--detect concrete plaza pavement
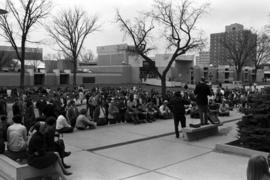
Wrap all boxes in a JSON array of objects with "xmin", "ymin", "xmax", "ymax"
[{"xmin": 62, "ymin": 110, "xmax": 248, "ymax": 180}]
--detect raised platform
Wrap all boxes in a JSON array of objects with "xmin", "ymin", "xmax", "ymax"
[
  {"xmin": 0, "ymin": 155, "xmax": 59, "ymax": 180},
  {"xmin": 182, "ymin": 123, "xmax": 223, "ymax": 141}
]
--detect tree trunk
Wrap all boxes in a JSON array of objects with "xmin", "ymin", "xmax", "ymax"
[
  {"xmin": 161, "ymin": 75, "xmax": 166, "ymax": 98},
  {"xmin": 236, "ymin": 69, "xmax": 241, "ymax": 81},
  {"xmin": 20, "ymin": 37, "xmax": 26, "ymax": 90},
  {"xmin": 254, "ymin": 68, "xmax": 258, "ymax": 82},
  {"xmin": 20, "ymin": 60, "xmax": 25, "ymax": 90},
  {"xmin": 73, "ymin": 59, "xmax": 77, "ymax": 87}
]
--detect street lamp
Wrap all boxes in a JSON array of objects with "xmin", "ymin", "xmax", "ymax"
[{"xmin": 0, "ymin": 9, "xmax": 8, "ymax": 15}]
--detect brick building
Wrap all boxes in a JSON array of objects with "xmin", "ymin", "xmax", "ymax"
[
  {"xmin": 196, "ymin": 51, "xmax": 210, "ymax": 68},
  {"xmin": 210, "ymin": 23, "xmax": 257, "ymax": 67}
]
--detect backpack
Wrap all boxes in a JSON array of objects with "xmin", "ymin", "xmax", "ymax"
[{"xmin": 208, "ymin": 113, "xmax": 220, "ymax": 124}]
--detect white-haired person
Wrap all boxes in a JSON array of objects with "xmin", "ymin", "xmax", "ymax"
[{"xmin": 159, "ymin": 100, "xmax": 171, "ymax": 119}]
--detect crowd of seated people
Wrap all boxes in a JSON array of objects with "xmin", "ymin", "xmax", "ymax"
[
  {"xmin": 0, "ymin": 84, "xmax": 262, "ymax": 132},
  {"xmin": 0, "ymin": 84, "xmax": 261, "ymax": 141},
  {"xmin": 0, "ymin": 84, "xmax": 260, "ymax": 136},
  {"xmin": 0, "ymin": 84, "xmax": 263, "ymax": 179},
  {"xmin": 0, "ymin": 86, "xmax": 181, "ymax": 136}
]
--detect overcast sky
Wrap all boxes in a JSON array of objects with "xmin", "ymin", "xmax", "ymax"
[{"xmin": 1, "ymin": 0, "xmax": 270, "ymax": 57}]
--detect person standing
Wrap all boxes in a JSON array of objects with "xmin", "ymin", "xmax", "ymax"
[
  {"xmin": 0, "ymin": 96, "xmax": 7, "ymax": 118},
  {"xmin": 194, "ymin": 77, "xmax": 212, "ymax": 125},
  {"xmin": 108, "ymin": 98, "xmax": 119, "ymax": 124},
  {"xmin": 169, "ymin": 91, "xmax": 189, "ymax": 138},
  {"xmin": 36, "ymin": 95, "xmax": 47, "ymax": 117},
  {"xmin": 66, "ymin": 100, "xmax": 78, "ymax": 128},
  {"xmin": 24, "ymin": 99, "xmax": 36, "ymax": 132},
  {"xmin": 12, "ymin": 98, "xmax": 24, "ymax": 117}
]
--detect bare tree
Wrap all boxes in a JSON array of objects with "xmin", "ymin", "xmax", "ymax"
[
  {"xmin": 80, "ymin": 49, "xmax": 95, "ymax": 63},
  {"xmin": 117, "ymin": 0, "xmax": 208, "ymax": 97},
  {"xmin": 29, "ymin": 60, "xmax": 43, "ymax": 72},
  {"xmin": 0, "ymin": 0, "xmax": 52, "ymax": 89},
  {"xmin": 47, "ymin": 8, "xmax": 99, "ymax": 86},
  {"xmin": 221, "ymin": 30, "xmax": 257, "ymax": 81},
  {"xmin": 29, "ymin": 47, "xmax": 43, "ymax": 72},
  {"xmin": 254, "ymin": 33, "xmax": 270, "ymax": 79}
]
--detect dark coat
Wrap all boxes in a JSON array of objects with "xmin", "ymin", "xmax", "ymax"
[
  {"xmin": 194, "ymin": 82, "xmax": 212, "ymax": 106},
  {"xmin": 36, "ymin": 100, "xmax": 47, "ymax": 112},
  {"xmin": 43, "ymin": 104, "xmax": 57, "ymax": 118},
  {"xmin": 24, "ymin": 105, "xmax": 36, "ymax": 130},
  {"xmin": 28, "ymin": 132, "xmax": 58, "ymax": 169},
  {"xmin": 168, "ymin": 96, "xmax": 189, "ymax": 118},
  {"xmin": 0, "ymin": 99, "xmax": 7, "ymax": 115},
  {"xmin": 12, "ymin": 101, "xmax": 23, "ymax": 116},
  {"xmin": 43, "ymin": 124, "xmax": 56, "ymax": 151}
]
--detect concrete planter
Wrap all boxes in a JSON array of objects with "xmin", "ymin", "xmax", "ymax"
[
  {"xmin": 0, "ymin": 155, "xmax": 59, "ymax": 180},
  {"xmin": 215, "ymin": 141, "xmax": 269, "ymax": 158}
]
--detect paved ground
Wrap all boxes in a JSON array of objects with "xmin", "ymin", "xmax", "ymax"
[{"xmin": 60, "ymin": 110, "xmax": 248, "ymax": 180}]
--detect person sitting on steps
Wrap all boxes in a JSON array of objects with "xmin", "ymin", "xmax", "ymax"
[
  {"xmin": 43, "ymin": 117, "xmax": 71, "ymax": 169},
  {"xmin": 27, "ymin": 121, "xmax": 71, "ymax": 179},
  {"xmin": 7, "ymin": 115, "xmax": 27, "ymax": 153}
]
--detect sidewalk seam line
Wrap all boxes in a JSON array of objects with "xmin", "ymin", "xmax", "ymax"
[
  {"xmin": 87, "ymin": 132, "xmax": 175, "ymax": 152},
  {"xmin": 152, "ymin": 151, "xmax": 212, "ymax": 171},
  {"xmin": 119, "ymin": 170, "xmax": 182, "ymax": 180},
  {"xmin": 90, "ymin": 151, "xmax": 150, "ymax": 171}
]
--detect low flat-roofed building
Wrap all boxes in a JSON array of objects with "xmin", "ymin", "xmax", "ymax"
[{"xmin": 0, "ymin": 46, "xmax": 43, "ymax": 60}]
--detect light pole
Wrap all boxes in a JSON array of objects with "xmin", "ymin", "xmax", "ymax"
[{"xmin": 0, "ymin": 9, "xmax": 8, "ymax": 15}]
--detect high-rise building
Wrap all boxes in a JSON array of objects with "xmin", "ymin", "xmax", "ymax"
[
  {"xmin": 196, "ymin": 51, "xmax": 210, "ymax": 67},
  {"xmin": 210, "ymin": 23, "xmax": 256, "ymax": 67}
]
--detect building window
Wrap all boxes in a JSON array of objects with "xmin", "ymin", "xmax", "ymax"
[
  {"xmin": 83, "ymin": 77, "xmax": 95, "ymax": 84},
  {"xmin": 225, "ymin": 72, "xmax": 229, "ymax": 79},
  {"xmin": 34, "ymin": 74, "xmax": 45, "ymax": 85},
  {"xmin": 60, "ymin": 74, "xmax": 69, "ymax": 85}
]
